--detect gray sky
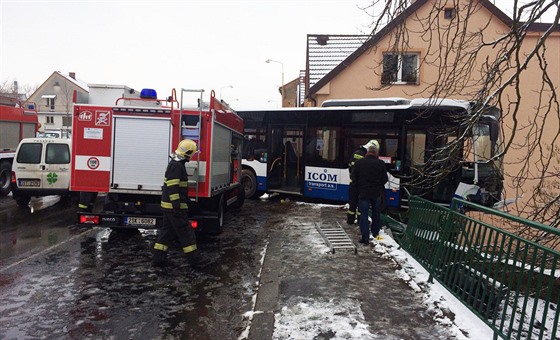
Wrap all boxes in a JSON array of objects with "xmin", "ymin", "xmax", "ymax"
[
  {"xmin": 1, "ymin": 0, "xmax": 374, "ymax": 109},
  {"xmin": 1, "ymin": 0, "xmax": 556, "ymax": 109}
]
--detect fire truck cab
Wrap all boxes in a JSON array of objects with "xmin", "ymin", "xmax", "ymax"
[
  {"xmin": 71, "ymin": 85, "xmax": 244, "ymax": 234},
  {"xmin": 0, "ymin": 98, "xmax": 39, "ymax": 196}
]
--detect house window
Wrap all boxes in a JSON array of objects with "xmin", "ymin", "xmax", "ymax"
[
  {"xmin": 41, "ymin": 94, "xmax": 56, "ymax": 110},
  {"xmin": 382, "ymin": 53, "xmax": 419, "ymax": 84},
  {"xmin": 47, "ymin": 98, "xmax": 55, "ymax": 110},
  {"xmin": 46, "ymin": 116, "xmax": 54, "ymax": 124},
  {"xmin": 444, "ymin": 8, "xmax": 456, "ymax": 20},
  {"xmin": 62, "ymin": 116, "xmax": 72, "ymax": 127}
]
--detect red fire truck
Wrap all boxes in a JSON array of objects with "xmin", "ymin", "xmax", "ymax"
[
  {"xmin": 71, "ymin": 86, "xmax": 244, "ymax": 234},
  {"xmin": 0, "ymin": 97, "xmax": 39, "ymax": 196}
]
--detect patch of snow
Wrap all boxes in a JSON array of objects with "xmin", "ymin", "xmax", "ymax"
[{"xmin": 273, "ymin": 297, "xmax": 375, "ymax": 340}]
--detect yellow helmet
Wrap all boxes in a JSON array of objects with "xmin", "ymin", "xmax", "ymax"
[
  {"xmin": 362, "ymin": 139, "xmax": 379, "ymax": 151},
  {"xmin": 175, "ymin": 139, "xmax": 198, "ymax": 160}
]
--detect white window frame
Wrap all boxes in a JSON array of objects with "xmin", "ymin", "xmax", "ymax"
[
  {"xmin": 47, "ymin": 97, "xmax": 55, "ymax": 110},
  {"xmin": 381, "ymin": 52, "xmax": 420, "ymax": 85},
  {"xmin": 41, "ymin": 94, "xmax": 56, "ymax": 111}
]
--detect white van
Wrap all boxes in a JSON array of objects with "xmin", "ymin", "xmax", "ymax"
[{"xmin": 11, "ymin": 138, "xmax": 72, "ymax": 206}]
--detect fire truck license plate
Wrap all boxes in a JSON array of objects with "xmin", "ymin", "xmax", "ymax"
[
  {"xmin": 19, "ymin": 179, "xmax": 40, "ymax": 187},
  {"xmin": 125, "ymin": 217, "xmax": 156, "ymax": 226}
]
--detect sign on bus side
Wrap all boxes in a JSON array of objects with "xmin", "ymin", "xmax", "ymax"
[{"xmin": 306, "ymin": 167, "xmax": 339, "ymax": 190}]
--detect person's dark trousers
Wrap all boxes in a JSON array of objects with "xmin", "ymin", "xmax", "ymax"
[
  {"xmin": 358, "ymin": 196, "xmax": 381, "ymax": 242},
  {"xmin": 370, "ymin": 196, "xmax": 382, "ymax": 237},
  {"xmin": 78, "ymin": 191, "xmax": 98, "ymax": 212},
  {"xmin": 153, "ymin": 211, "xmax": 197, "ymax": 266},
  {"xmin": 347, "ymin": 183, "xmax": 359, "ymax": 224}
]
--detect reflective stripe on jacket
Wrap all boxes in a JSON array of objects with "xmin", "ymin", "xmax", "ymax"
[
  {"xmin": 348, "ymin": 147, "xmax": 367, "ymax": 181},
  {"xmin": 161, "ymin": 159, "xmax": 189, "ymax": 212}
]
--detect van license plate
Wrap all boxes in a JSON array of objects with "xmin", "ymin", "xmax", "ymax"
[
  {"xmin": 19, "ymin": 179, "xmax": 40, "ymax": 187},
  {"xmin": 125, "ymin": 217, "xmax": 156, "ymax": 226}
]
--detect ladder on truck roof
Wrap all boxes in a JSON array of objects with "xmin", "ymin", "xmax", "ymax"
[{"xmin": 180, "ymin": 88, "xmax": 204, "ymax": 202}]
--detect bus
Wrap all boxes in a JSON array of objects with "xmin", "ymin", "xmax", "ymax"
[{"xmin": 238, "ymin": 98, "xmax": 503, "ymax": 214}]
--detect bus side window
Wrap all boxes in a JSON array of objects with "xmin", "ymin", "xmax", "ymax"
[
  {"xmin": 305, "ymin": 138, "xmax": 320, "ymax": 161},
  {"xmin": 406, "ymin": 131, "xmax": 426, "ymax": 174},
  {"xmin": 305, "ymin": 127, "xmax": 339, "ymax": 163},
  {"xmin": 386, "ymin": 139, "xmax": 398, "ymax": 158},
  {"xmin": 244, "ymin": 137, "xmax": 267, "ymax": 161}
]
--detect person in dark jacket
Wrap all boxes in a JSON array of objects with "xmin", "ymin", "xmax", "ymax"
[
  {"xmin": 351, "ymin": 142, "xmax": 388, "ymax": 244},
  {"xmin": 153, "ymin": 139, "xmax": 204, "ymax": 268},
  {"xmin": 346, "ymin": 140, "xmax": 377, "ymax": 224}
]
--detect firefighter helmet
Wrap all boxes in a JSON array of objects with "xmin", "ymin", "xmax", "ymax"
[
  {"xmin": 175, "ymin": 139, "xmax": 198, "ymax": 160},
  {"xmin": 362, "ymin": 139, "xmax": 379, "ymax": 151}
]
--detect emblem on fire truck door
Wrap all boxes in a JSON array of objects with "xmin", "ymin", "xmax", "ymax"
[
  {"xmin": 95, "ymin": 111, "xmax": 111, "ymax": 126},
  {"xmin": 78, "ymin": 111, "xmax": 93, "ymax": 121}
]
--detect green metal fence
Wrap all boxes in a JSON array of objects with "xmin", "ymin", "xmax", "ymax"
[{"xmin": 400, "ymin": 195, "xmax": 560, "ymax": 340}]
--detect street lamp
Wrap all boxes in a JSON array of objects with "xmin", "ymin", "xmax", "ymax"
[
  {"xmin": 266, "ymin": 59, "xmax": 285, "ymax": 101},
  {"xmin": 220, "ymin": 85, "xmax": 233, "ymax": 101}
]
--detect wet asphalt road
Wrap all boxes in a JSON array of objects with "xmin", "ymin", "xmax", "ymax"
[{"xmin": 0, "ymin": 195, "xmax": 270, "ymax": 339}]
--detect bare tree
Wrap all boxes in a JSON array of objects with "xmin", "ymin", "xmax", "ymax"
[
  {"xmin": 362, "ymin": 0, "xmax": 559, "ymax": 236},
  {"xmin": 0, "ymin": 79, "xmax": 38, "ymax": 101}
]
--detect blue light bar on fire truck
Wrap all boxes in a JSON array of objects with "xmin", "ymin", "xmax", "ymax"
[{"xmin": 140, "ymin": 88, "xmax": 157, "ymax": 99}]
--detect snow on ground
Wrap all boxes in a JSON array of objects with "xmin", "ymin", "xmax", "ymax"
[
  {"xmin": 271, "ymin": 231, "xmax": 494, "ymax": 339},
  {"xmin": 378, "ymin": 234, "xmax": 495, "ymax": 339},
  {"xmin": 273, "ymin": 296, "xmax": 375, "ymax": 339},
  {"xmin": 278, "ymin": 201, "xmax": 495, "ymax": 339}
]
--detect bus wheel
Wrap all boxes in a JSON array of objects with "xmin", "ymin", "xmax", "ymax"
[
  {"xmin": 0, "ymin": 161, "xmax": 12, "ymax": 196},
  {"xmin": 242, "ymin": 169, "xmax": 257, "ymax": 199}
]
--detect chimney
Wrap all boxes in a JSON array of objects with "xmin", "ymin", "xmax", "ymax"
[{"xmin": 69, "ymin": 72, "xmax": 76, "ymax": 79}]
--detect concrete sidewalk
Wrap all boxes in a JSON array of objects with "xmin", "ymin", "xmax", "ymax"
[{"xmin": 247, "ymin": 201, "xmax": 465, "ymax": 339}]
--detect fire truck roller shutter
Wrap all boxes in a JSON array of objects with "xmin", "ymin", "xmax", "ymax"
[
  {"xmin": 211, "ymin": 124, "xmax": 233, "ymax": 191},
  {"xmin": 112, "ymin": 116, "xmax": 172, "ymax": 191}
]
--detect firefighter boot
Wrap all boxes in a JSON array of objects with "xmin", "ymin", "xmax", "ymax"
[
  {"xmin": 152, "ymin": 248, "xmax": 168, "ymax": 268},
  {"xmin": 346, "ymin": 212, "xmax": 356, "ymax": 225}
]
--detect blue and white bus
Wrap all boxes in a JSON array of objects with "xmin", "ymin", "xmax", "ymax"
[{"xmin": 238, "ymin": 98, "xmax": 502, "ymax": 212}]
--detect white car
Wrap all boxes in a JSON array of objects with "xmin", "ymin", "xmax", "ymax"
[{"xmin": 11, "ymin": 138, "xmax": 72, "ymax": 206}]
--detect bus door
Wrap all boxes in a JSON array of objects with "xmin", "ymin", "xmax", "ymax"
[
  {"xmin": 402, "ymin": 128, "xmax": 459, "ymax": 204},
  {"xmin": 429, "ymin": 128, "xmax": 460, "ymax": 203},
  {"xmin": 267, "ymin": 125, "xmax": 303, "ymax": 195},
  {"xmin": 402, "ymin": 129, "xmax": 428, "ymax": 206}
]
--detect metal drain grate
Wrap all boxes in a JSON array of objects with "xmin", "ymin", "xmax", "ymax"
[{"xmin": 316, "ymin": 221, "xmax": 357, "ymax": 254}]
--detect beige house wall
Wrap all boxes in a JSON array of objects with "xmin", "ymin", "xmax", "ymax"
[
  {"xmin": 309, "ymin": 0, "xmax": 559, "ymax": 217},
  {"xmin": 28, "ymin": 72, "xmax": 88, "ymax": 135}
]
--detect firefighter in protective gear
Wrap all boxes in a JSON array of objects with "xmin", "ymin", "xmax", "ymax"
[
  {"xmin": 152, "ymin": 139, "xmax": 205, "ymax": 268},
  {"xmin": 77, "ymin": 191, "xmax": 97, "ymax": 212},
  {"xmin": 347, "ymin": 139, "xmax": 379, "ymax": 224}
]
